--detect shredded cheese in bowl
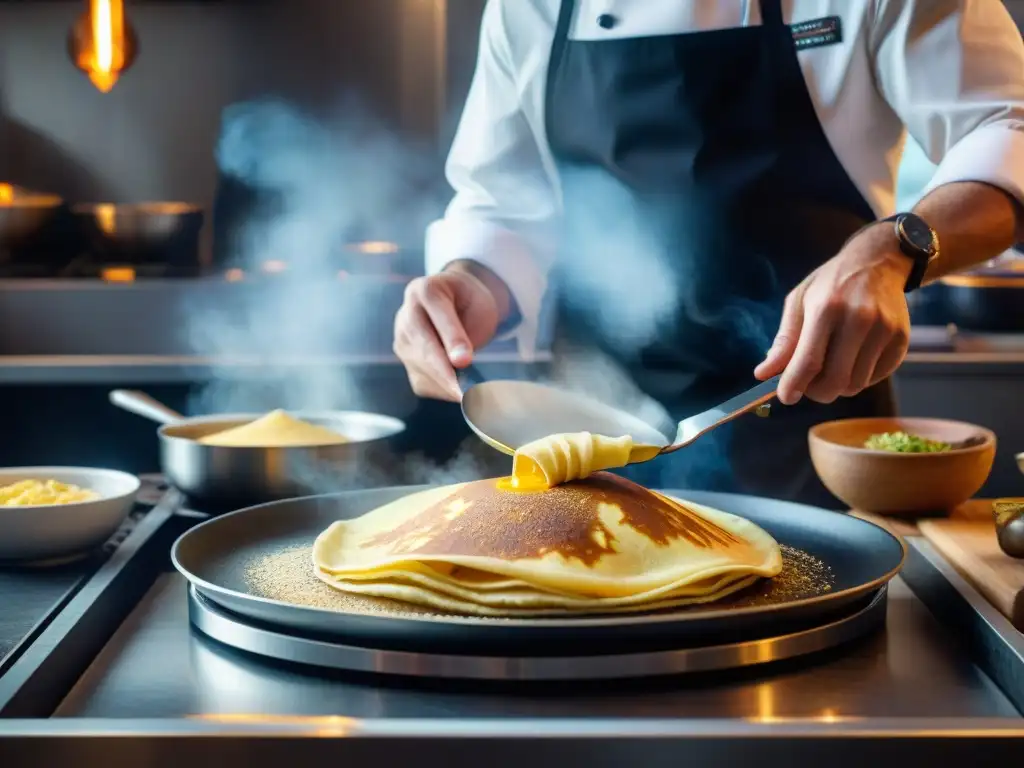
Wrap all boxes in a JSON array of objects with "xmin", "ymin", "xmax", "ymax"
[{"xmin": 0, "ymin": 479, "xmax": 100, "ymax": 507}]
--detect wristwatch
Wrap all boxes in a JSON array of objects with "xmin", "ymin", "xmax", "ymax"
[{"xmin": 881, "ymin": 212, "xmax": 939, "ymax": 293}]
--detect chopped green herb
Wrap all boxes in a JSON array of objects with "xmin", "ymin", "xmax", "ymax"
[{"xmin": 864, "ymin": 431, "xmax": 951, "ymax": 453}]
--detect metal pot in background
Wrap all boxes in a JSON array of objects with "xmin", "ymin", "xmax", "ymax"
[
  {"xmin": 341, "ymin": 240, "xmax": 425, "ymax": 278},
  {"xmin": 109, "ymin": 389, "xmax": 407, "ymax": 511},
  {"xmin": 906, "ymin": 281, "xmax": 949, "ymax": 327},
  {"xmin": 0, "ymin": 183, "xmax": 64, "ymax": 250},
  {"xmin": 927, "ymin": 247, "xmax": 1024, "ymax": 333},
  {"xmin": 72, "ymin": 202, "xmax": 204, "ymax": 270}
]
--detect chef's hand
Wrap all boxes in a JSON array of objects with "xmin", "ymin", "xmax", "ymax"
[
  {"xmin": 754, "ymin": 223, "xmax": 912, "ymax": 405},
  {"xmin": 393, "ymin": 261, "xmax": 509, "ymax": 401}
]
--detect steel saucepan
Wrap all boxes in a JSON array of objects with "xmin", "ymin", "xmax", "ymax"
[{"xmin": 110, "ymin": 390, "xmax": 406, "ymax": 510}]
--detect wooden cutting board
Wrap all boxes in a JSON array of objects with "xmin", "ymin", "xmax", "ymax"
[
  {"xmin": 850, "ymin": 499, "xmax": 993, "ymax": 539},
  {"xmin": 918, "ymin": 518, "xmax": 1024, "ymax": 630}
]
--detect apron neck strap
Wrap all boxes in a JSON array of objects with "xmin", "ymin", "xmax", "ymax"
[
  {"xmin": 759, "ymin": 0, "xmax": 784, "ymax": 27},
  {"xmin": 554, "ymin": 0, "xmax": 576, "ymax": 45}
]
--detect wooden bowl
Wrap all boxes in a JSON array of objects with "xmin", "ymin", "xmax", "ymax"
[{"xmin": 808, "ymin": 417, "xmax": 996, "ymax": 515}]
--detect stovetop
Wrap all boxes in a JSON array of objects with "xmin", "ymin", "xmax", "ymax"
[
  {"xmin": 52, "ymin": 572, "xmax": 1018, "ymax": 720},
  {"xmin": 0, "ymin": 484, "xmax": 1017, "ymax": 726}
]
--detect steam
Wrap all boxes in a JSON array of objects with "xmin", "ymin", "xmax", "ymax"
[
  {"xmin": 285, "ymin": 435, "xmax": 506, "ymax": 496},
  {"xmin": 183, "ymin": 98, "xmax": 512, "ymax": 493},
  {"xmin": 554, "ymin": 166, "xmax": 780, "ymax": 363},
  {"xmin": 182, "ymin": 97, "xmax": 783, "ymax": 498},
  {"xmin": 546, "ymin": 167, "xmax": 783, "ymax": 490},
  {"xmin": 187, "ymin": 98, "xmax": 443, "ymax": 414},
  {"xmin": 553, "ymin": 167, "xmax": 680, "ymax": 354}
]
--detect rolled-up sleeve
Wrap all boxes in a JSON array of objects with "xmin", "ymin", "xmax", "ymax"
[
  {"xmin": 870, "ymin": 0, "xmax": 1024, "ymax": 208},
  {"xmin": 425, "ymin": 0, "xmax": 559, "ymax": 357}
]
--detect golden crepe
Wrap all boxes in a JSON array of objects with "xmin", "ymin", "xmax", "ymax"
[
  {"xmin": 198, "ymin": 409, "xmax": 347, "ymax": 447},
  {"xmin": 312, "ymin": 430, "xmax": 781, "ymax": 616},
  {"xmin": 314, "ymin": 568, "xmax": 762, "ymax": 616},
  {"xmin": 314, "ymin": 472, "xmax": 782, "ymax": 615}
]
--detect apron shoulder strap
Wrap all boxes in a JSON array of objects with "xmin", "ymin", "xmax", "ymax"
[
  {"xmin": 759, "ymin": 0, "xmax": 784, "ymax": 27},
  {"xmin": 549, "ymin": 0, "xmax": 577, "ymax": 98},
  {"xmin": 554, "ymin": 0, "xmax": 576, "ymax": 42}
]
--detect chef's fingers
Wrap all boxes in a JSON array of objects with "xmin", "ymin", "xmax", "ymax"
[
  {"xmin": 408, "ymin": 278, "xmax": 474, "ymax": 367},
  {"xmin": 393, "ymin": 305, "xmax": 463, "ymax": 401},
  {"xmin": 406, "ymin": 365, "xmax": 462, "ymax": 402},
  {"xmin": 867, "ymin": 334, "xmax": 910, "ymax": 388},
  {"xmin": 777, "ymin": 297, "xmax": 839, "ymax": 405},
  {"xmin": 804, "ymin": 306, "xmax": 874, "ymax": 404},
  {"xmin": 842, "ymin": 322, "xmax": 890, "ymax": 397},
  {"xmin": 754, "ymin": 284, "xmax": 806, "ymax": 380},
  {"xmin": 405, "ymin": 348, "xmax": 463, "ymax": 401}
]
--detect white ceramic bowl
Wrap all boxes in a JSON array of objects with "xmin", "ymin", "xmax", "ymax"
[{"xmin": 0, "ymin": 467, "xmax": 141, "ymax": 563}]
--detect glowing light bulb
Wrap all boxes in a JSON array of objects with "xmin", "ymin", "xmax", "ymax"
[{"xmin": 67, "ymin": 0, "xmax": 139, "ymax": 93}]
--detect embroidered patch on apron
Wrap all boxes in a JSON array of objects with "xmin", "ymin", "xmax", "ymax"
[{"xmin": 791, "ymin": 16, "xmax": 842, "ymax": 50}]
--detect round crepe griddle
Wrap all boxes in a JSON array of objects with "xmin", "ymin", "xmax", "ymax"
[{"xmin": 171, "ymin": 486, "xmax": 905, "ymax": 654}]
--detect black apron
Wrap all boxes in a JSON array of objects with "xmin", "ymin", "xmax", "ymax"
[{"xmin": 545, "ymin": 0, "xmax": 896, "ymax": 508}]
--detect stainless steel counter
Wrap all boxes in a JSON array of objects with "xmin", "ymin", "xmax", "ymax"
[
  {"xmin": 2, "ymin": 497, "xmax": 1024, "ymax": 767},
  {"xmin": 55, "ymin": 572, "xmax": 1017, "ymax": 720}
]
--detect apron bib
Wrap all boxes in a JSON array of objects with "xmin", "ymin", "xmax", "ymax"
[{"xmin": 544, "ymin": 0, "xmax": 895, "ymax": 507}]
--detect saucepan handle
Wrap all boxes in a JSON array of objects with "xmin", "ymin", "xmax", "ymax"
[
  {"xmin": 109, "ymin": 389, "xmax": 185, "ymax": 426},
  {"xmin": 458, "ymin": 363, "xmax": 487, "ymax": 393}
]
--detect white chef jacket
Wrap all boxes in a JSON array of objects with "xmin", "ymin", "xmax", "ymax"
[{"xmin": 426, "ymin": 0, "xmax": 1024, "ymax": 355}]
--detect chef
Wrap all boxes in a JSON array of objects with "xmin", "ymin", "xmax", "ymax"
[{"xmin": 393, "ymin": 0, "xmax": 1024, "ymax": 506}]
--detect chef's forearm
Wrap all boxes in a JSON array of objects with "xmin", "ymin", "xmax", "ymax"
[{"xmin": 914, "ymin": 181, "xmax": 1022, "ymax": 284}]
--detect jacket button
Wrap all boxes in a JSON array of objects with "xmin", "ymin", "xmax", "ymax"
[{"xmin": 597, "ymin": 14, "xmax": 617, "ymax": 30}]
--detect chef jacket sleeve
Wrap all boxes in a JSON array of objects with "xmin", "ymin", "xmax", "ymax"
[
  {"xmin": 424, "ymin": 0, "xmax": 559, "ymax": 357},
  {"xmin": 870, "ymin": 0, "xmax": 1024, "ymax": 210}
]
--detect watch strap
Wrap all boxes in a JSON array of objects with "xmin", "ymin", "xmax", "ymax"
[{"xmin": 882, "ymin": 213, "xmax": 932, "ymax": 293}]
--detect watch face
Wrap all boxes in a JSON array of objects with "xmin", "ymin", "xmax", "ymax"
[{"xmin": 899, "ymin": 214, "xmax": 936, "ymax": 256}]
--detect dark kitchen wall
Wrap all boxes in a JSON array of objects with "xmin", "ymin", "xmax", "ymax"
[
  {"xmin": 0, "ymin": 0, "xmax": 446, "ymax": 211},
  {"xmin": 1009, "ymin": 0, "xmax": 1024, "ymax": 27},
  {"xmin": 441, "ymin": 0, "xmax": 486, "ymax": 150}
]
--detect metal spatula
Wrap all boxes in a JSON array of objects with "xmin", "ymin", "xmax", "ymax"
[{"xmin": 461, "ymin": 373, "xmax": 781, "ymax": 462}]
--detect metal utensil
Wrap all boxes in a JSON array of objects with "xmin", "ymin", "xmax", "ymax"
[
  {"xmin": 109, "ymin": 390, "xmax": 405, "ymax": 509},
  {"xmin": 461, "ymin": 375, "xmax": 781, "ymax": 461}
]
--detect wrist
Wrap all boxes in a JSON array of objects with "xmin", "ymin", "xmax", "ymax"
[
  {"xmin": 875, "ymin": 224, "xmax": 915, "ymax": 281},
  {"xmin": 443, "ymin": 259, "xmax": 514, "ymax": 322},
  {"xmin": 844, "ymin": 221, "xmax": 913, "ymax": 280}
]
